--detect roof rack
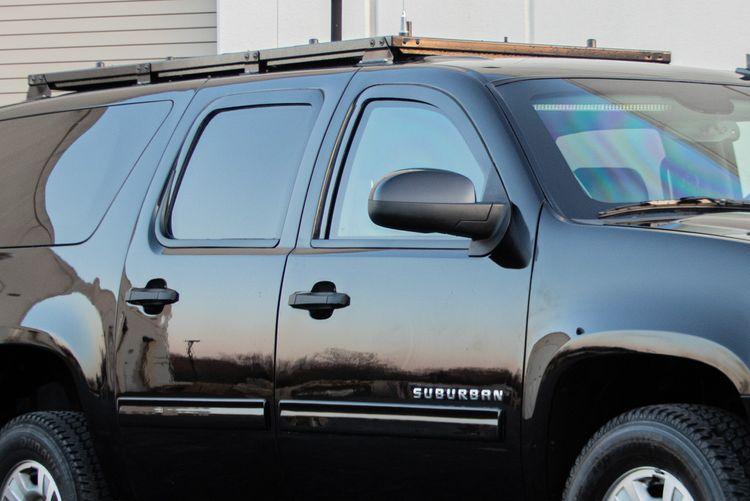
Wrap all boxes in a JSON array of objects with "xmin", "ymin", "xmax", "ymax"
[{"xmin": 26, "ymin": 36, "xmax": 671, "ymax": 100}]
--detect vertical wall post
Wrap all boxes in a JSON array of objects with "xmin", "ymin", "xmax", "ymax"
[
  {"xmin": 331, "ymin": 0, "xmax": 343, "ymax": 41},
  {"xmin": 524, "ymin": 0, "xmax": 534, "ymax": 43},
  {"xmin": 365, "ymin": 0, "xmax": 378, "ymax": 37}
]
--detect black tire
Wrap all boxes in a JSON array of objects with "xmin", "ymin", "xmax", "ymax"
[
  {"xmin": 563, "ymin": 404, "xmax": 750, "ymax": 501},
  {"xmin": 0, "ymin": 411, "xmax": 110, "ymax": 501}
]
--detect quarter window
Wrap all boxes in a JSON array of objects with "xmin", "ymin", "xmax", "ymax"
[
  {"xmin": 169, "ymin": 104, "xmax": 314, "ymax": 241},
  {"xmin": 0, "ymin": 102, "xmax": 170, "ymax": 248},
  {"xmin": 329, "ymin": 101, "xmax": 490, "ymax": 240}
]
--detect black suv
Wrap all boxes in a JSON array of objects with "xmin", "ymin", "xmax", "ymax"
[{"xmin": 2, "ymin": 36, "xmax": 750, "ymax": 501}]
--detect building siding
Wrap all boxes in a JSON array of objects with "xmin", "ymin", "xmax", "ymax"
[{"xmin": 0, "ymin": 0, "xmax": 217, "ymax": 106}]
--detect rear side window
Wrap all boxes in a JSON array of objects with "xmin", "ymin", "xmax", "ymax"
[
  {"xmin": 168, "ymin": 104, "xmax": 314, "ymax": 241},
  {"xmin": 0, "ymin": 101, "xmax": 171, "ymax": 248}
]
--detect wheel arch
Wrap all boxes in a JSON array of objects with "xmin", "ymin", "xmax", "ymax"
[
  {"xmin": 525, "ymin": 330, "xmax": 750, "ymax": 419},
  {"xmin": 523, "ymin": 330, "xmax": 750, "ymax": 500},
  {"xmin": 0, "ymin": 326, "xmax": 100, "ymax": 420}
]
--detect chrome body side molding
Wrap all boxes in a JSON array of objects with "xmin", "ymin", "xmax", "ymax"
[
  {"xmin": 278, "ymin": 400, "xmax": 503, "ymax": 440},
  {"xmin": 117, "ymin": 397, "xmax": 267, "ymax": 429}
]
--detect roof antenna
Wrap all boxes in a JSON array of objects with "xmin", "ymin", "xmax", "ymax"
[{"xmin": 399, "ymin": 1, "xmax": 411, "ymax": 36}]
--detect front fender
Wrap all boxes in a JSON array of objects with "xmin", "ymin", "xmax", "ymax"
[{"xmin": 524, "ymin": 329, "xmax": 750, "ymax": 420}]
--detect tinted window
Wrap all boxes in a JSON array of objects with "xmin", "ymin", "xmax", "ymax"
[
  {"xmin": 169, "ymin": 105, "xmax": 314, "ymax": 241},
  {"xmin": 0, "ymin": 102, "xmax": 171, "ymax": 247},
  {"xmin": 330, "ymin": 101, "xmax": 489, "ymax": 240}
]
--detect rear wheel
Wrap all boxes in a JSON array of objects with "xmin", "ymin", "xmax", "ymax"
[
  {"xmin": 0, "ymin": 412, "xmax": 109, "ymax": 501},
  {"xmin": 563, "ymin": 404, "xmax": 750, "ymax": 501}
]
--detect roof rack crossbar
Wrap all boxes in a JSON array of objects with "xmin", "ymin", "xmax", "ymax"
[{"xmin": 26, "ymin": 36, "xmax": 671, "ymax": 100}]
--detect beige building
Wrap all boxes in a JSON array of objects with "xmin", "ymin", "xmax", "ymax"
[{"xmin": 0, "ymin": 0, "xmax": 217, "ymax": 106}]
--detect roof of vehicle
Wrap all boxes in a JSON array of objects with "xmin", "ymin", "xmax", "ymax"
[
  {"xmin": 3, "ymin": 36, "xmax": 748, "ymax": 117},
  {"xmin": 439, "ymin": 56, "xmax": 748, "ymax": 86}
]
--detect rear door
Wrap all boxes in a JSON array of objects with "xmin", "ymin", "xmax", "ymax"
[
  {"xmin": 276, "ymin": 69, "xmax": 536, "ymax": 498},
  {"xmin": 115, "ymin": 73, "xmax": 351, "ymax": 499}
]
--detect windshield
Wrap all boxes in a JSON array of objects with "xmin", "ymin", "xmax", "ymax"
[{"xmin": 497, "ymin": 78, "xmax": 750, "ymax": 218}]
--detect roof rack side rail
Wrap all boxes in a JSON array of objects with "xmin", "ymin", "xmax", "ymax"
[
  {"xmin": 390, "ymin": 36, "xmax": 670, "ymax": 64},
  {"xmin": 26, "ymin": 37, "xmax": 394, "ymax": 99},
  {"xmin": 27, "ymin": 36, "xmax": 671, "ymax": 100}
]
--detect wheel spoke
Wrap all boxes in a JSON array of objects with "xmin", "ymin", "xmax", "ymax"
[
  {"xmin": 623, "ymin": 481, "xmax": 646, "ymax": 501},
  {"xmin": 613, "ymin": 484, "xmax": 633, "ymax": 501},
  {"xmin": 17, "ymin": 470, "xmax": 37, "ymax": 494},
  {"xmin": 662, "ymin": 474, "xmax": 677, "ymax": 501},
  {"xmin": 42, "ymin": 472, "xmax": 51, "ymax": 501},
  {"xmin": 631, "ymin": 479, "xmax": 657, "ymax": 501},
  {"xmin": 41, "ymin": 470, "xmax": 59, "ymax": 501},
  {"xmin": 6, "ymin": 478, "xmax": 24, "ymax": 501}
]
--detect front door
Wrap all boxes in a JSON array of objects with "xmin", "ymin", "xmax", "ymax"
[
  {"xmin": 276, "ymin": 74, "xmax": 536, "ymax": 498},
  {"xmin": 115, "ymin": 87, "xmax": 327, "ymax": 499}
]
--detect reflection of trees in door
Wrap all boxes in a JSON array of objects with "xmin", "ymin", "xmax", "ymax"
[
  {"xmin": 116, "ymin": 285, "xmax": 273, "ymax": 396},
  {"xmin": 116, "ymin": 277, "xmax": 175, "ymax": 392}
]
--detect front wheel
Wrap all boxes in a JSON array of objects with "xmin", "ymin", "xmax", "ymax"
[
  {"xmin": 0, "ymin": 412, "xmax": 109, "ymax": 501},
  {"xmin": 563, "ymin": 404, "xmax": 750, "ymax": 501}
]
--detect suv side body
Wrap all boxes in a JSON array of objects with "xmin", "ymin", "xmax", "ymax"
[{"xmin": 1, "ymin": 56, "xmax": 750, "ymax": 501}]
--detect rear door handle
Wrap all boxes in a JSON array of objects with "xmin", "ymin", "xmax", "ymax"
[
  {"xmin": 289, "ymin": 291, "xmax": 350, "ymax": 311},
  {"xmin": 126, "ymin": 287, "xmax": 179, "ymax": 307}
]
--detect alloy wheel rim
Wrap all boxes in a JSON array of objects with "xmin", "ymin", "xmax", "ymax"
[
  {"xmin": 1, "ymin": 460, "xmax": 61, "ymax": 501},
  {"xmin": 605, "ymin": 466, "xmax": 694, "ymax": 501}
]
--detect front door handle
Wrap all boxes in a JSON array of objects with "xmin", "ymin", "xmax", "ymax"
[{"xmin": 289, "ymin": 291, "xmax": 350, "ymax": 311}]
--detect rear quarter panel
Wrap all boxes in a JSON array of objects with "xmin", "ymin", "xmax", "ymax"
[{"xmin": 0, "ymin": 87, "xmax": 195, "ymax": 494}]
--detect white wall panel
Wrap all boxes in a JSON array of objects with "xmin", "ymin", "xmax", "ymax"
[{"xmin": 218, "ymin": 0, "xmax": 749, "ymax": 72}]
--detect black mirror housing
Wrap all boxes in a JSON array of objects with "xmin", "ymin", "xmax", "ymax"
[{"xmin": 367, "ymin": 169, "xmax": 510, "ymax": 256}]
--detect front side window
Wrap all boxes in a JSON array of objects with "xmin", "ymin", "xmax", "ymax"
[
  {"xmin": 329, "ymin": 101, "xmax": 490, "ymax": 240},
  {"xmin": 499, "ymin": 79, "xmax": 750, "ymax": 218},
  {"xmin": 169, "ymin": 104, "xmax": 314, "ymax": 241}
]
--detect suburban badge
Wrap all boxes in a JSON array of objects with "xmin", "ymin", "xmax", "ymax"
[{"xmin": 411, "ymin": 386, "xmax": 505, "ymax": 402}]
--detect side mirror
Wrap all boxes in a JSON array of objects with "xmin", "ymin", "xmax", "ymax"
[{"xmin": 368, "ymin": 169, "xmax": 510, "ymax": 256}]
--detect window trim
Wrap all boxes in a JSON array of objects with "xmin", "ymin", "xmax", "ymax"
[
  {"xmin": 156, "ymin": 90, "xmax": 322, "ymax": 249},
  {"xmin": 310, "ymin": 237, "xmax": 469, "ymax": 250},
  {"xmin": 314, "ymin": 84, "xmax": 504, "ymax": 250}
]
